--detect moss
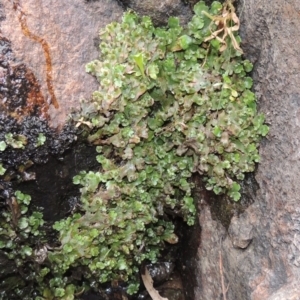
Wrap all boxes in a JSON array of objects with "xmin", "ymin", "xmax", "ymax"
[{"xmin": 58, "ymin": 0, "xmax": 267, "ymax": 296}]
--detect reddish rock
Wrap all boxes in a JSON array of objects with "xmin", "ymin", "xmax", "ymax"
[{"xmin": 0, "ymin": 0, "xmax": 124, "ymax": 126}]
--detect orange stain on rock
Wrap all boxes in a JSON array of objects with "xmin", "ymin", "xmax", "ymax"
[
  {"xmin": 13, "ymin": 0, "xmax": 59, "ymax": 109},
  {"xmin": 23, "ymin": 67, "xmax": 50, "ymax": 118}
]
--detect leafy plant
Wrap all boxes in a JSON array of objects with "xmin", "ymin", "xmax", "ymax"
[
  {"xmin": 5, "ymin": 133, "xmax": 27, "ymax": 149},
  {"xmin": 0, "ymin": 190, "xmax": 47, "ymax": 297},
  {"xmin": 0, "ymin": 190, "xmax": 45, "ymax": 258},
  {"xmin": 0, "ymin": 190, "xmax": 44, "ymax": 243},
  {"xmin": 0, "ymin": 141, "xmax": 7, "ymax": 151},
  {"xmin": 46, "ymin": 0, "xmax": 268, "ymax": 296},
  {"xmin": 75, "ymin": 1, "xmax": 268, "ymax": 202},
  {"xmin": 0, "ymin": 163, "xmax": 6, "ymax": 175}
]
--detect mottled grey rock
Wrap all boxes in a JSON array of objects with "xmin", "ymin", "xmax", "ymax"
[
  {"xmin": 228, "ymin": 214, "xmax": 253, "ymax": 249},
  {"xmin": 268, "ymin": 282, "xmax": 300, "ymax": 300},
  {"xmin": 190, "ymin": 0, "xmax": 300, "ymax": 299}
]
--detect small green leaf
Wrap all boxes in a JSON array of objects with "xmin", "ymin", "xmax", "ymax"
[
  {"xmin": 179, "ymin": 35, "xmax": 193, "ymax": 50},
  {"xmin": 18, "ymin": 217, "xmax": 29, "ymax": 229},
  {"xmin": 259, "ymin": 124, "xmax": 269, "ymax": 136},
  {"xmin": 117, "ymin": 259, "xmax": 127, "ymax": 270},
  {"xmin": 243, "ymin": 77, "xmax": 253, "ymax": 89},
  {"xmin": 231, "ymin": 182, "xmax": 241, "ymax": 192},
  {"xmin": 210, "ymin": 39, "xmax": 220, "ymax": 49},
  {"xmin": 188, "ymin": 16, "xmax": 205, "ymax": 34},
  {"xmin": 0, "ymin": 163, "xmax": 6, "ymax": 176},
  {"xmin": 193, "ymin": 1, "xmax": 209, "ymax": 16},
  {"xmin": 63, "ymin": 244, "xmax": 73, "ymax": 253},
  {"xmin": 40, "ymin": 268, "xmax": 50, "ymax": 277},
  {"xmin": 36, "ymin": 133, "xmax": 46, "ymax": 147},
  {"xmin": 73, "ymin": 175, "xmax": 81, "ymax": 185},
  {"xmin": 5, "ymin": 133, "xmax": 27, "ymax": 149},
  {"xmin": 243, "ymin": 60, "xmax": 253, "ymax": 72},
  {"xmin": 21, "ymin": 245, "xmax": 32, "ymax": 256},
  {"xmin": 147, "ymin": 63, "xmax": 159, "ymax": 79},
  {"xmin": 222, "ymin": 160, "xmax": 231, "ymax": 169},
  {"xmin": 213, "ymin": 126, "xmax": 222, "ymax": 137},
  {"xmin": 231, "ymin": 191, "xmax": 241, "ymax": 201},
  {"xmin": 0, "ymin": 141, "xmax": 7, "ymax": 151},
  {"xmin": 127, "ymin": 283, "xmax": 139, "ymax": 295},
  {"xmin": 168, "ymin": 17, "xmax": 180, "ymax": 28},
  {"xmin": 133, "ymin": 53, "xmax": 145, "ymax": 76},
  {"xmin": 0, "ymin": 240, "xmax": 6, "ymax": 249},
  {"xmin": 54, "ymin": 288, "xmax": 65, "ymax": 297},
  {"xmin": 15, "ymin": 190, "xmax": 31, "ymax": 205},
  {"xmin": 213, "ymin": 185, "xmax": 223, "ymax": 195},
  {"xmin": 210, "ymin": 1, "xmax": 223, "ymax": 14}
]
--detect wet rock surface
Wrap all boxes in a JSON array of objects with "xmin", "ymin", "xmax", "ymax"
[
  {"xmin": 191, "ymin": 0, "xmax": 300, "ymax": 299},
  {"xmin": 139, "ymin": 272, "xmax": 185, "ymax": 300},
  {"xmin": 0, "ymin": 37, "xmax": 49, "ymax": 119},
  {"xmin": 0, "ymin": 114, "xmax": 76, "ymax": 168}
]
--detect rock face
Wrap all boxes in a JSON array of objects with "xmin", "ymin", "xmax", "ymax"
[
  {"xmin": 120, "ymin": 0, "xmax": 193, "ymax": 26},
  {"xmin": 191, "ymin": 1, "xmax": 300, "ymax": 299},
  {"xmin": 0, "ymin": 0, "xmax": 124, "ymax": 127}
]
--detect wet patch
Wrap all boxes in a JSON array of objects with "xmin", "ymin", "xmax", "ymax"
[
  {"xmin": 0, "ymin": 117, "xmax": 101, "ymax": 298},
  {"xmin": 0, "ymin": 37, "xmax": 49, "ymax": 120}
]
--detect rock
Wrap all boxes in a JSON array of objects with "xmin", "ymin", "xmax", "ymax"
[
  {"xmin": 228, "ymin": 214, "xmax": 253, "ymax": 249},
  {"xmin": 0, "ymin": 0, "xmax": 124, "ymax": 127},
  {"xmin": 0, "ymin": 37, "xmax": 49, "ymax": 120},
  {"xmin": 119, "ymin": 0, "xmax": 193, "ymax": 26},
  {"xmin": 188, "ymin": 0, "xmax": 300, "ymax": 299},
  {"xmin": 146, "ymin": 262, "xmax": 175, "ymax": 284},
  {"xmin": 142, "ymin": 271, "xmax": 185, "ymax": 300}
]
